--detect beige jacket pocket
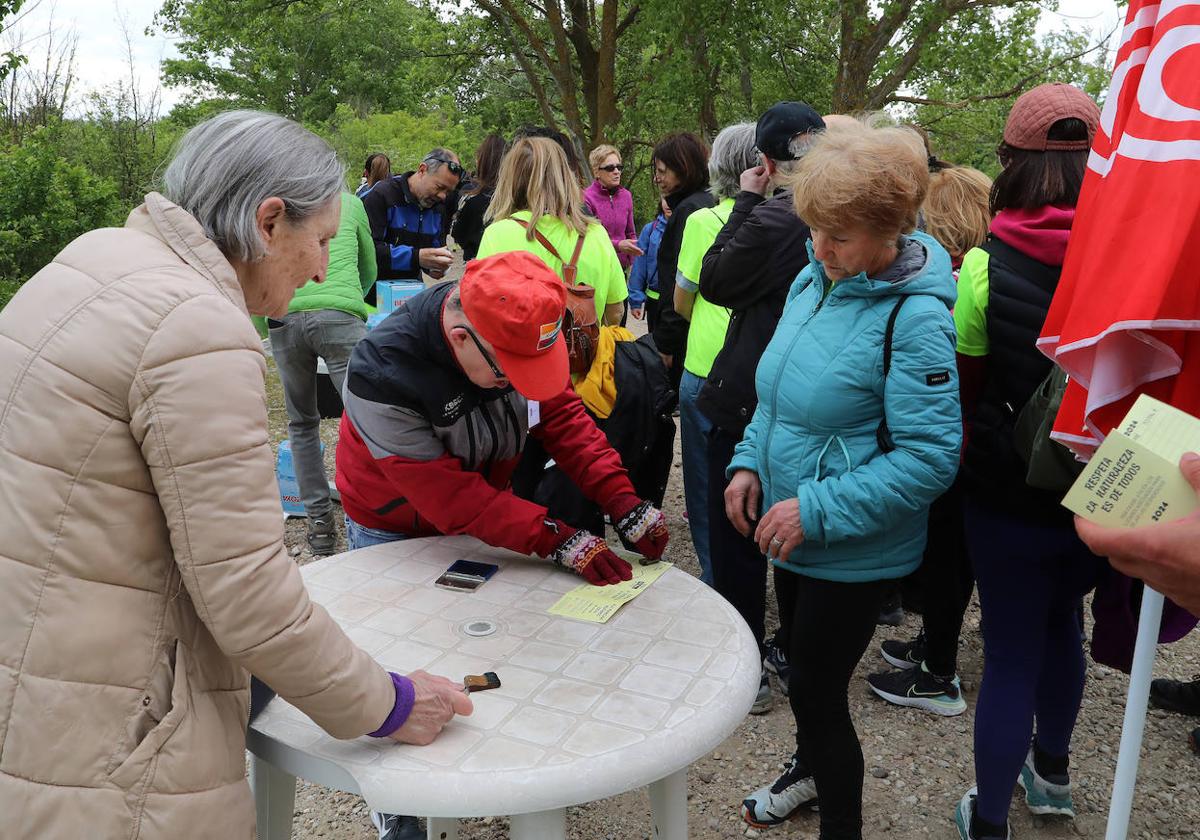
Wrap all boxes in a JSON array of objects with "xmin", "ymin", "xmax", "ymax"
[{"xmin": 108, "ymin": 641, "xmax": 192, "ymax": 789}]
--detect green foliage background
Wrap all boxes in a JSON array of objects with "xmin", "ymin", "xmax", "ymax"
[{"xmin": 0, "ymin": 0, "xmax": 1115, "ymax": 309}]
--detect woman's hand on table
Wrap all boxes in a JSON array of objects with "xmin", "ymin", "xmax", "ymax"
[
  {"xmin": 389, "ymin": 671, "xmax": 474, "ymax": 746},
  {"xmin": 724, "ymin": 469, "xmax": 761, "ymax": 537},
  {"xmin": 755, "ymin": 497, "xmax": 804, "ymax": 563}
]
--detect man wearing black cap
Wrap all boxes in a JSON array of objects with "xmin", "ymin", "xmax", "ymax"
[{"xmin": 696, "ymin": 101, "xmax": 824, "ymax": 713}]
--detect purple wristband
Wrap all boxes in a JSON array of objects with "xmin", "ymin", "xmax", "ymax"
[{"xmin": 368, "ymin": 673, "xmax": 416, "ymax": 738}]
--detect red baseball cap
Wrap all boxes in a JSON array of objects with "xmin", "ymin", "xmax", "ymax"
[
  {"xmin": 458, "ymin": 251, "xmax": 569, "ymax": 401},
  {"xmin": 1003, "ymin": 83, "xmax": 1099, "ymax": 152}
]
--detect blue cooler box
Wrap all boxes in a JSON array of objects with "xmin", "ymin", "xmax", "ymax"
[
  {"xmin": 376, "ymin": 280, "xmax": 425, "ymax": 313},
  {"xmin": 276, "ymin": 439, "xmax": 325, "ymax": 517}
]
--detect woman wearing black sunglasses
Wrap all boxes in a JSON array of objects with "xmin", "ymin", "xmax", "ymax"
[{"xmin": 583, "ymin": 144, "xmax": 642, "ymax": 271}]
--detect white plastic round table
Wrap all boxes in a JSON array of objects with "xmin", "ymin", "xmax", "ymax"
[{"xmin": 247, "ymin": 535, "xmax": 759, "ymax": 840}]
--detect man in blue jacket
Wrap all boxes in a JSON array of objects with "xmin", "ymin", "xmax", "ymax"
[{"xmin": 363, "ymin": 148, "xmax": 462, "ymax": 285}]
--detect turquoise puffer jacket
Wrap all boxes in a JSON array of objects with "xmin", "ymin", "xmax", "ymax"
[{"xmin": 729, "ymin": 232, "xmax": 962, "ymax": 582}]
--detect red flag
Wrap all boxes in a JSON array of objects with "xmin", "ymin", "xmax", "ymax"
[{"xmin": 1038, "ymin": 0, "xmax": 1200, "ymax": 457}]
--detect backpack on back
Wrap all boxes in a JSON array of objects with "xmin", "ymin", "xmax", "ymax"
[{"xmin": 511, "ymin": 218, "xmax": 600, "ymax": 374}]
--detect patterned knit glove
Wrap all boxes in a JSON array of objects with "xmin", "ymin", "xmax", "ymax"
[
  {"xmin": 614, "ymin": 499, "xmax": 670, "ymax": 562},
  {"xmin": 550, "ymin": 530, "xmax": 632, "ymax": 586}
]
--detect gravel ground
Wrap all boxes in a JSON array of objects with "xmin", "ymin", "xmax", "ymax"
[{"xmin": 261, "ymin": 269, "xmax": 1199, "ymax": 839}]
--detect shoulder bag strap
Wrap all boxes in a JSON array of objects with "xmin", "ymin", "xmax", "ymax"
[
  {"xmin": 875, "ymin": 296, "xmax": 909, "ymax": 454},
  {"xmin": 511, "ymin": 217, "xmax": 585, "ymax": 284},
  {"xmin": 562, "ymin": 230, "xmax": 586, "ymax": 285}
]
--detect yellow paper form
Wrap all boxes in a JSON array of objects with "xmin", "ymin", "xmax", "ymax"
[
  {"xmin": 547, "ymin": 561, "xmax": 673, "ymax": 623},
  {"xmin": 1061, "ymin": 395, "xmax": 1200, "ymax": 527}
]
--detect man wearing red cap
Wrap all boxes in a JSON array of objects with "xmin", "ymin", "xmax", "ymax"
[{"xmin": 335, "ymin": 251, "xmax": 670, "ymax": 589}]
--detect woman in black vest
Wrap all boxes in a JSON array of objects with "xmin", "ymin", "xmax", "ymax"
[
  {"xmin": 649, "ymin": 132, "xmax": 714, "ymax": 386},
  {"xmin": 949, "ymin": 84, "xmax": 1105, "ymax": 840}
]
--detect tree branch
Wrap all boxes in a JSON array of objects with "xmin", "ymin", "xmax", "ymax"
[
  {"xmin": 616, "ymin": 2, "xmax": 639, "ymax": 37},
  {"xmin": 480, "ymin": 3, "xmax": 559, "ymax": 129},
  {"xmin": 888, "ymin": 31, "xmax": 1112, "ymax": 110}
]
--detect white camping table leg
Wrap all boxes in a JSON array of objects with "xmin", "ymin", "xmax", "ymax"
[
  {"xmin": 649, "ymin": 767, "xmax": 688, "ymax": 840},
  {"xmin": 426, "ymin": 817, "xmax": 459, "ymax": 840},
  {"xmin": 510, "ymin": 808, "xmax": 567, "ymax": 839},
  {"xmin": 249, "ymin": 752, "xmax": 296, "ymax": 840}
]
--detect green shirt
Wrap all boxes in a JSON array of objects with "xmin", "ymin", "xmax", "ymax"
[
  {"xmin": 953, "ymin": 246, "xmax": 991, "ymax": 356},
  {"xmin": 287, "ymin": 192, "xmax": 377, "ymax": 319},
  {"xmin": 476, "ymin": 211, "xmax": 628, "ymax": 322},
  {"xmin": 676, "ymin": 197, "xmax": 734, "ymax": 378}
]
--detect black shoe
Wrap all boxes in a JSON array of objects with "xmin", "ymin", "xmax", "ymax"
[
  {"xmin": 1190, "ymin": 727, "xmax": 1200, "ymax": 755},
  {"xmin": 306, "ymin": 515, "xmax": 337, "ymax": 556},
  {"xmin": 764, "ymin": 637, "xmax": 791, "ymax": 696},
  {"xmin": 1150, "ymin": 678, "xmax": 1200, "ymax": 716},
  {"xmin": 867, "ymin": 663, "xmax": 966, "ymax": 716},
  {"xmin": 880, "ymin": 630, "xmax": 926, "ymax": 670},
  {"xmin": 371, "ymin": 813, "xmax": 422, "ymax": 840},
  {"xmin": 877, "ymin": 591, "xmax": 905, "ymax": 626}
]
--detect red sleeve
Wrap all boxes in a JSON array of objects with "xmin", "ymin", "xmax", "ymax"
[
  {"xmin": 376, "ymin": 452, "xmax": 567, "ymax": 557},
  {"xmin": 957, "ymin": 352, "xmax": 988, "ymax": 422},
  {"xmin": 956, "ymin": 352, "xmax": 988, "ymax": 457},
  {"xmin": 531, "ymin": 387, "xmax": 640, "ymax": 518}
]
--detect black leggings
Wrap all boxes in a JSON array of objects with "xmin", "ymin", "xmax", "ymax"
[
  {"xmin": 916, "ymin": 478, "xmax": 973, "ymax": 676},
  {"xmin": 787, "ymin": 574, "xmax": 889, "ymax": 840},
  {"xmin": 707, "ymin": 426, "xmax": 800, "ymax": 657}
]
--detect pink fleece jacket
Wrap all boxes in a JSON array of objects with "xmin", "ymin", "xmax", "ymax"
[
  {"xmin": 989, "ymin": 204, "xmax": 1076, "ymax": 266},
  {"xmin": 583, "ymin": 180, "xmax": 637, "ymax": 268}
]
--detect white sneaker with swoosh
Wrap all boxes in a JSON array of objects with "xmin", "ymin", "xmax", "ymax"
[{"xmin": 741, "ymin": 753, "xmax": 819, "ymax": 828}]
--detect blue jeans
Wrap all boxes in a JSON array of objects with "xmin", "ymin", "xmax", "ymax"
[
  {"xmin": 269, "ymin": 310, "xmax": 366, "ymax": 519},
  {"xmin": 679, "ymin": 370, "xmax": 713, "ymax": 584},
  {"xmin": 345, "ymin": 516, "xmax": 409, "ymax": 550}
]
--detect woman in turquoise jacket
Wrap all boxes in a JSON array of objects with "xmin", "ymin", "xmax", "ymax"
[{"xmin": 729, "ymin": 120, "xmax": 961, "ymax": 839}]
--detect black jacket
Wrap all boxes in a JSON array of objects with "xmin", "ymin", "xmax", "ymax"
[
  {"xmin": 651, "ymin": 187, "xmax": 717, "ymax": 360},
  {"xmin": 696, "ymin": 189, "xmax": 811, "ymax": 435},
  {"xmin": 512, "ymin": 335, "xmax": 678, "ymax": 535},
  {"xmin": 452, "ymin": 188, "xmax": 493, "ymax": 262},
  {"xmin": 961, "ymin": 236, "xmax": 1067, "ymax": 523}
]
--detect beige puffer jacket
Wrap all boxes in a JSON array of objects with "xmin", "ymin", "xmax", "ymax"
[{"xmin": 0, "ymin": 193, "xmax": 395, "ymax": 838}]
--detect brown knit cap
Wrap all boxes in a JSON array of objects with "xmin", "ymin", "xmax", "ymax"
[{"xmin": 1003, "ymin": 83, "xmax": 1100, "ymax": 152}]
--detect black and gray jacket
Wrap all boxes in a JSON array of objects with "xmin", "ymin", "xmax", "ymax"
[
  {"xmin": 335, "ymin": 282, "xmax": 637, "ymax": 553},
  {"xmin": 696, "ymin": 189, "xmax": 811, "ymax": 436}
]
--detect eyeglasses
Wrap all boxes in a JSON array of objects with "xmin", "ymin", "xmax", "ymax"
[
  {"xmin": 424, "ymin": 154, "xmax": 465, "ymax": 179},
  {"xmin": 456, "ymin": 325, "xmax": 505, "ymax": 379},
  {"xmin": 598, "ymin": 164, "xmax": 623, "ymax": 172}
]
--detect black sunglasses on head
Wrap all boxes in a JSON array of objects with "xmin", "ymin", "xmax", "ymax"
[
  {"xmin": 598, "ymin": 164, "xmax": 623, "ymax": 172},
  {"xmin": 456, "ymin": 325, "xmax": 505, "ymax": 379},
  {"xmin": 425, "ymin": 155, "xmax": 465, "ymax": 178}
]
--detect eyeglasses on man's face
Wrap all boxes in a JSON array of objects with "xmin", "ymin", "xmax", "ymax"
[
  {"xmin": 456, "ymin": 325, "xmax": 505, "ymax": 380},
  {"xmin": 599, "ymin": 164, "xmax": 623, "ymax": 172}
]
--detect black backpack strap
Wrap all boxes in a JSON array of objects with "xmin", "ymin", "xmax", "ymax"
[{"xmin": 876, "ymin": 296, "xmax": 908, "ymax": 454}]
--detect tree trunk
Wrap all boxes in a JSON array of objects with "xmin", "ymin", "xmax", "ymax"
[{"xmin": 478, "ymin": 0, "xmax": 638, "ymax": 151}]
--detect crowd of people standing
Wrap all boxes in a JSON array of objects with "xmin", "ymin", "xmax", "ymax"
[{"xmin": 2, "ymin": 80, "xmax": 1199, "ymax": 840}]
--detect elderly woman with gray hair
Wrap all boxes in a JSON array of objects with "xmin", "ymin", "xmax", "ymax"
[
  {"xmin": 671, "ymin": 121, "xmax": 758, "ymax": 592},
  {"xmin": 0, "ymin": 110, "xmax": 470, "ymax": 838}
]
